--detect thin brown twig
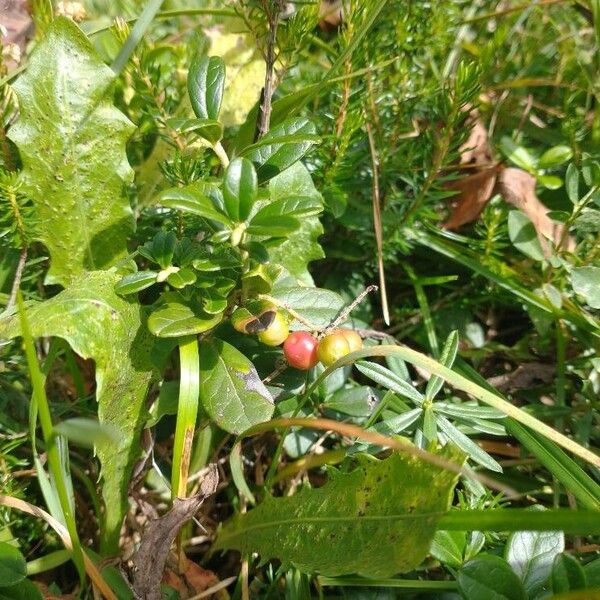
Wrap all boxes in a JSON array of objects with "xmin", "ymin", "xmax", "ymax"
[
  {"xmin": 365, "ymin": 120, "xmax": 390, "ymax": 325},
  {"xmin": 6, "ymin": 247, "xmax": 27, "ymax": 312},
  {"xmin": 255, "ymin": 0, "xmax": 284, "ymax": 140}
]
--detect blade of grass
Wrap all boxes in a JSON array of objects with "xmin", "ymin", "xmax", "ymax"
[
  {"xmin": 172, "ymin": 336, "xmax": 200, "ymax": 499},
  {"xmin": 111, "ymin": 0, "xmax": 165, "ymax": 75},
  {"xmin": 306, "ymin": 345, "xmax": 600, "ymax": 469},
  {"xmin": 27, "ymin": 549, "xmax": 71, "ymax": 575},
  {"xmin": 319, "ymin": 576, "xmax": 458, "ymax": 590},
  {"xmin": 0, "ymin": 495, "xmax": 117, "ymax": 600},
  {"xmin": 411, "ymin": 228, "xmax": 600, "ymax": 339},
  {"xmin": 16, "ymin": 291, "xmax": 85, "ymax": 581},
  {"xmin": 405, "ymin": 265, "xmax": 439, "ymax": 357},
  {"xmin": 438, "ymin": 508, "xmax": 600, "ymax": 534},
  {"xmin": 455, "ymin": 358, "xmax": 600, "ymax": 510}
]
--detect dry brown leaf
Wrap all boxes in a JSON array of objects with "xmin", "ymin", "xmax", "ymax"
[
  {"xmin": 182, "ymin": 559, "xmax": 219, "ymax": 594},
  {"xmin": 129, "ymin": 465, "xmax": 219, "ymax": 600},
  {"xmin": 443, "ymin": 116, "xmax": 575, "ymax": 254},
  {"xmin": 496, "ymin": 167, "xmax": 575, "ymax": 254}
]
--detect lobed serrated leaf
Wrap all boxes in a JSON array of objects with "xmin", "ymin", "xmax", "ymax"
[
  {"xmin": 8, "ymin": 18, "xmax": 135, "ymax": 286},
  {"xmin": 215, "ymin": 447, "xmax": 464, "ymax": 577}
]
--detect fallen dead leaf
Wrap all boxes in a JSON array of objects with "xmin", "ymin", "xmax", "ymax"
[
  {"xmin": 443, "ymin": 112, "xmax": 575, "ymax": 255},
  {"xmin": 129, "ymin": 464, "xmax": 219, "ymax": 600}
]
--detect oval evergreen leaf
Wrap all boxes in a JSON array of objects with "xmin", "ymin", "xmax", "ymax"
[
  {"xmin": 148, "ymin": 302, "xmax": 223, "ymax": 338},
  {"xmin": 224, "ymin": 157, "xmax": 258, "ymax": 221},
  {"xmin": 187, "ymin": 55, "xmax": 225, "ymax": 120},
  {"xmin": 199, "ymin": 338, "xmax": 274, "ymax": 434},
  {"xmin": 0, "ymin": 543, "xmax": 27, "ymax": 587}
]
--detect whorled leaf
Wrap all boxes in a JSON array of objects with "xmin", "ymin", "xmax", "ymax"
[
  {"xmin": 0, "ymin": 271, "xmax": 155, "ymax": 553},
  {"xmin": 199, "ymin": 338, "xmax": 274, "ymax": 434},
  {"xmin": 214, "ymin": 447, "xmax": 463, "ymax": 577},
  {"xmin": 8, "ymin": 18, "xmax": 135, "ymax": 287}
]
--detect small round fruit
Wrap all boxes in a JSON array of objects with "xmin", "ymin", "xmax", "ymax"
[
  {"xmin": 258, "ymin": 312, "xmax": 289, "ymax": 346},
  {"xmin": 283, "ymin": 331, "xmax": 319, "ymax": 370},
  {"xmin": 338, "ymin": 329, "xmax": 363, "ymax": 353},
  {"xmin": 317, "ymin": 332, "xmax": 351, "ymax": 366}
]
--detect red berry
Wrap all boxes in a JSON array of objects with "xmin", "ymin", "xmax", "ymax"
[{"xmin": 283, "ymin": 331, "xmax": 319, "ymax": 370}]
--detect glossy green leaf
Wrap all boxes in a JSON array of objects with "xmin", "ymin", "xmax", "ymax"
[
  {"xmin": 167, "ymin": 117, "xmax": 223, "ymax": 144},
  {"xmin": 215, "ymin": 447, "xmax": 463, "ymax": 577},
  {"xmin": 253, "ymin": 196, "xmax": 324, "ymax": 220},
  {"xmin": 166, "ymin": 267, "xmax": 197, "ymax": 289},
  {"xmin": 355, "ymin": 361, "xmax": 424, "ymax": 405},
  {"xmin": 188, "ymin": 55, "xmax": 225, "ymax": 120},
  {"xmin": 52, "ymin": 418, "xmax": 119, "ymax": 448},
  {"xmin": 500, "ymin": 137, "xmax": 537, "ymax": 172},
  {"xmin": 140, "ymin": 231, "xmax": 177, "ymax": 269},
  {"xmin": 223, "ymin": 157, "xmax": 257, "ymax": 221},
  {"xmin": 157, "ymin": 185, "xmax": 232, "ymax": 226},
  {"xmin": 199, "ymin": 338, "xmax": 274, "ymax": 434},
  {"xmin": 458, "ymin": 554, "xmax": 526, "ymax": 600},
  {"xmin": 324, "ymin": 386, "xmax": 377, "ymax": 417},
  {"xmin": 505, "ymin": 509, "xmax": 564, "ymax": 599},
  {"xmin": 0, "ymin": 543, "xmax": 26, "ymax": 587},
  {"xmin": 7, "ymin": 18, "xmax": 135, "ymax": 286},
  {"xmin": 571, "ymin": 266, "xmax": 600, "ymax": 309},
  {"xmin": 538, "ymin": 174, "xmax": 563, "ymax": 190},
  {"xmin": 270, "ymin": 285, "xmax": 345, "ymax": 330},
  {"xmin": 148, "ymin": 300, "xmax": 223, "ymax": 337},
  {"xmin": 430, "ymin": 530, "xmax": 466, "ymax": 569},
  {"xmin": 0, "ymin": 271, "xmax": 155, "ymax": 553},
  {"xmin": 0, "ymin": 579, "xmax": 43, "ymax": 600},
  {"xmin": 539, "ymin": 145, "xmax": 573, "ymax": 169},
  {"xmin": 241, "ymin": 118, "xmax": 319, "ymax": 182},
  {"xmin": 247, "ymin": 215, "xmax": 301, "ymax": 236},
  {"xmin": 508, "ymin": 210, "xmax": 545, "ymax": 261},
  {"xmin": 267, "ymin": 163, "xmax": 325, "ymax": 284},
  {"xmin": 192, "ymin": 247, "xmax": 241, "ymax": 272},
  {"xmin": 241, "ymin": 263, "xmax": 283, "ymax": 297},
  {"xmin": 202, "ymin": 289, "xmax": 228, "ymax": 314},
  {"xmin": 115, "ymin": 271, "xmax": 158, "ymax": 295},
  {"xmin": 552, "ymin": 553, "xmax": 587, "ymax": 594}
]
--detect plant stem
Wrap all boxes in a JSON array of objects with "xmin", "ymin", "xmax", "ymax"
[
  {"xmin": 213, "ymin": 141, "xmax": 230, "ymax": 168},
  {"xmin": 256, "ymin": 0, "xmax": 284, "ymax": 139},
  {"xmin": 6, "ymin": 247, "xmax": 27, "ymax": 312}
]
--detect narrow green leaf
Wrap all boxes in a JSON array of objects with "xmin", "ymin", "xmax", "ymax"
[
  {"xmin": 215, "ymin": 448, "xmax": 463, "ymax": 577},
  {"xmin": 8, "ymin": 18, "xmax": 135, "ymax": 286},
  {"xmin": 199, "ymin": 338, "xmax": 274, "ymax": 434},
  {"xmin": 53, "ymin": 418, "xmax": 119, "ymax": 449},
  {"xmin": 188, "ymin": 55, "xmax": 225, "ymax": 120},
  {"xmin": 223, "ymin": 157, "xmax": 257, "ymax": 221},
  {"xmin": 172, "ymin": 337, "xmax": 200, "ymax": 499},
  {"xmin": 425, "ymin": 330, "xmax": 459, "ymax": 401},
  {"xmin": 355, "ymin": 361, "xmax": 424, "ymax": 405},
  {"xmin": 437, "ymin": 416, "xmax": 502, "ymax": 472},
  {"xmin": 111, "ymin": 0, "xmax": 165, "ymax": 74}
]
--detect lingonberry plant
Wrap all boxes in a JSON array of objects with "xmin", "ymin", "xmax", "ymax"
[{"xmin": 0, "ymin": 2, "xmax": 600, "ymax": 599}]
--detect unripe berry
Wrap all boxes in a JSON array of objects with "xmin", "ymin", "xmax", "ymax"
[
  {"xmin": 283, "ymin": 331, "xmax": 319, "ymax": 370},
  {"xmin": 257, "ymin": 312, "xmax": 289, "ymax": 346},
  {"xmin": 337, "ymin": 329, "xmax": 363, "ymax": 353},
  {"xmin": 317, "ymin": 332, "xmax": 351, "ymax": 366}
]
